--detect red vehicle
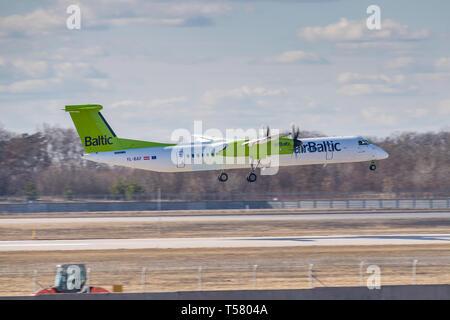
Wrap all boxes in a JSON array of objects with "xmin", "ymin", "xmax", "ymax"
[{"xmin": 32, "ymin": 264, "xmax": 109, "ymax": 296}]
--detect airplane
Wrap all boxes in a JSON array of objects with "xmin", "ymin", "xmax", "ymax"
[{"xmin": 65, "ymin": 104, "xmax": 389, "ymax": 183}]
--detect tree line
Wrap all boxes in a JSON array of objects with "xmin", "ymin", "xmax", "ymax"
[{"xmin": 0, "ymin": 124, "xmax": 448, "ymax": 198}]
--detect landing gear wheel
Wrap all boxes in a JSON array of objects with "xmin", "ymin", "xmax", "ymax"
[
  {"xmin": 247, "ymin": 172, "xmax": 257, "ymax": 183},
  {"xmin": 218, "ymin": 172, "xmax": 228, "ymax": 182},
  {"xmin": 369, "ymin": 163, "xmax": 376, "ymax": 171}
]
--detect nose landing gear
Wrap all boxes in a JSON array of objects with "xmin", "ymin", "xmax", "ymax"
[{"xmin": 369, "ymin": 161, "xmax": 376, "ymax": 171}]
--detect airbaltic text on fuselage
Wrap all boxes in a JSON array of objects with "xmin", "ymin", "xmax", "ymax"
[
  {"xmin": 84, "ymin": 135, "xmax": 113, "ymax": 146},
  {"xmin": 294, "ymin": 141, "xmax": 341, "ymax": 154}
]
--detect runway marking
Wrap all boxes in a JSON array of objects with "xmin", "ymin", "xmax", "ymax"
[
  {"xmin": 0, "ymin": 243, "xmax": 89, "ymax": 247},
  {"xmin": 0, "ymin": 234, "xmax": 449, "ymax": 251}
]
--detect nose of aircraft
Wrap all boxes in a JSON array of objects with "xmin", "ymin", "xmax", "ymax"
[{"xmin": 377, "ymin": 147, "xmax": 389, "ymax": 160}]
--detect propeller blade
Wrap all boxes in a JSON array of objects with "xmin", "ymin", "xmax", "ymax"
[{"xmin": 290, "ymin": 123, "xmax": 302, "ymax": 153}]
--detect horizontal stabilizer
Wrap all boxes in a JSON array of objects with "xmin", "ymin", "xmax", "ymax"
[{"xmin": 65, "ymin": 104, "xmax": 103, "ymax": 112}]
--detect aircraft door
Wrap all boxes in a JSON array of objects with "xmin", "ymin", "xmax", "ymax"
[
  {"xmin": 176, "ymin": 149, "xmax": 185, "ymax": 168},
  {"xmin": 324, "ymin": 140, "xmax": 333, "ymax": 160}
]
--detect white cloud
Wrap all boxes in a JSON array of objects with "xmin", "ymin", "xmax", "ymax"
[
  {"xmin": 111, "ymin": 96, "xmax": 188, "ymax": 109},
  {"xmin": 337, "ymin": 84, "xmax": 401, "ymax": 96},
  {"xmin": 0, "ymin": 2, "xmax": 448, "ymax": 139},
  {"xmin": 106, "ymin": 96, "xmax": 191, "ymax": 127},
  {"xmin": 80, "ymin": 46, "xmax": 106, "ymax": 57},
  {"xmin": 0, "ymin": 1, "xmax": 232, "ymax": 39},
  {"xmin": 48, "ymin": 46, "xmax": 108, "ymax": 61},
  {"xmin": 0, "ymin": 8, "xmax": 63, "ymax": 38},
  {"xmin": 299, "ymin": 18, "xmax": 365, "ymax": 42},
  {"xmin": 263, "ymin": 50, "xmax": 326, "ymax": 64},
  {"xmin": 385, "ymin": 57, "xmax": 414, "ymax": 69},
  {"xmin": 110, "ymin": 100, "xmax": 144, "ymax": 109},
  {"xmin": 413, "ymin": 72, "xmax": 450, "ymax": 82},
  {"xmin": 298, "ymin": 18, "xmax": 429, "ymax": 44},
  {"xmin": 201, "ymin": 86, "xmax": 288, "ymax": 105},
  {"xmin": 438, "ymin": 99, "xmax": 450, "ymax": 115},
  {"xmin": 86, "ymin": 78, "xmax": 109, "ymax": 89},
  {"xmin": 150, "ymin": 96, "xmax": 187, "ymax": 107},
  {"xmin": 11, "ymin": 59, "xmax": 48, "ymax": 78},
  {"xmin": 337, "ymin": 72, "xmax": 405, "ymax": 85},
  {"xmin": 0, "ymin": 55, "xmax": 109, "ymax": 95},
  {"xmin": 435, "ymin": 57, "xmax": 450, "ymax": 70},
  {"xmin": 361, "ymin": 107, "xmax": 397, "ymax": 125},
  {"xmin": 335, "ymin": 41, "xmax": 416, "ymax": 50},
  {"xmin": 89, "ymin": 1, "xmax": 232, "ymax": 28},
  {"xmin": 0, "ymin": 57, "xmax": 49, "ymax": 78},
  {"xmin": 52, "ymin": 62, "xmax": 102, "ymax": 79},
  {"xmin": 406, "ymin": 108, "xmax": 429, "ymax": 118},
  {"xmin": 336, "ymin": 72, "xmax": 417, "ymax": 96},
  {"xmin": 97, "ymin": 17, "xmax": 184, "ymax": 27},
  {"xmin": 0, "ymin": 78, "xmax": 61, "ymax": 93}
]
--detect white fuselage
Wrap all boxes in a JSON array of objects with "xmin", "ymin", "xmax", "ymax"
[{"xmin": 83, "ymin": 136, "xmax": 389, "ymax": 173}]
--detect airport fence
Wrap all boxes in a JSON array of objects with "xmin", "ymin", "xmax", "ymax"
[
  {"xmin": 1, "ymin": 190, "xmax": 449, "ymax": 203},
  {"xmin": 1, "ymin": 258, "xmax": 450, "ymax": 296},
  {"xmin": 0, "ymin": 197, "xmax": 449, "ymax": 213}
]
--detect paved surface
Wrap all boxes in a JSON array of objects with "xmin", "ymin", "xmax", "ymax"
[
  {"xmin": 0, "ymin": 234, "xmax": 449, "ymax": 251},
  {"xmin": 1, "ymin": 211, "xmax": 449, "ymax": 225},
  {"xmin": 1, "ymin": 211, "xmax": 448, "ymax": 251},
  {"xmin": 5, "ymin": 285, "xmax": 449, "ymax": 300}
]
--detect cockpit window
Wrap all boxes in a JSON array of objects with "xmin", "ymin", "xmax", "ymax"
[{"xmin": 358, "ymin": 139, "xmax": 371, "ymax": 145}]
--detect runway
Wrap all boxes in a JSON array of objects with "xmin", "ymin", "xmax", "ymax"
[
  {"xmin": 1, "ymin": 211, "xmax": 449, "ymax": 225},
  {"xmin": 0, "ymin": 234, "xmax": 449, "ymax": 251}
]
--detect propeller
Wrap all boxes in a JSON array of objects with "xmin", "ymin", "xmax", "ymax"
[
  {"xmin": 291, "ymin": 123, "xmax": 302, "ymax": 149},
  {"xmin": 263, "ymin": 125, "xmax": 270, "ymax": 138}
]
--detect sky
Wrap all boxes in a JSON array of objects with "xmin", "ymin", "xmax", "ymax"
[{"xmin": 1, "ymin": 0, "xmax": 449, "ymax": 142}]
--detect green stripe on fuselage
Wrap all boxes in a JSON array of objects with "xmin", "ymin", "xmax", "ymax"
[{"xmin": 219, "ymin": 137, "xmax": 293, "ymax": 159}]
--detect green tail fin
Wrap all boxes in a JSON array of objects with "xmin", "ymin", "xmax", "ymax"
[{"xmin": 65, "ymin": 104, "xmax": 174, "ymax": 153}]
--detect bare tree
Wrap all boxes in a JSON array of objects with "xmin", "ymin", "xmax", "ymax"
[{"xmin": 0, "ymin": 124, "xmax": 448, "ymax": 197}]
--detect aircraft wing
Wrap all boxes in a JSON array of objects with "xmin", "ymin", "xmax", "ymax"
[
  {"xmin": 241, "ymin": 132, "xmax": 290, "ymax": 147},
  {"xmin": 192, "ymin": 134, "xmax": 228, "ymax": 143}
]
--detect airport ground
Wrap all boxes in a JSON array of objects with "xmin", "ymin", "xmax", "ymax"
[
  {"xmin": 0, "ymin": 209, "xmax": 449, "ymax": 296},
  {"xmin": 1, "ymin": 209, "xmax": 450, "ymax": 240}
]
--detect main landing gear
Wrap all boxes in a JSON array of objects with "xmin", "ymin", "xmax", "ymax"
[
  {"xmin": 247, "ymin": 172, "xmax": 257, "ymax": 183},
  {"xmin": 369, "ymin": 161, "xmax": 376, "ymax": 171},
  {"xmin": 218, "ymin": 172, "xmax": 228, "ymax": 182},
  {"xmin": 218, "ymin": 171, "xmax": 258, "ymax": 183},
  {"xmin": 218, "ymin": 160, "xmax": 261, "ymax": 183},
  {"xmin": 246, "ymin": 159, "xmax": 261, "ymax": 183}
]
